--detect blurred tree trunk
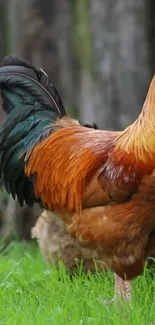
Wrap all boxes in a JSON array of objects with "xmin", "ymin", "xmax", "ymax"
[
  {"xmin": 0, "ymin": 1, "xmax": 10, "ymax": 239},
  {"xmin": 14, "ymin": 202, "xmax": 42, "ymax": 240},
  {"xmin": 5, "ymin": 0, "xmax": 74, "ymax": 241},
  {"xmin": 0, "ymin": 0, "xmax": 9, "ymax": 124},
  {"xmin": 148, "ymin": 0, "xmax": 155, "ymax": 72},
  {"xmin": 4, "ymin": 0, "xmax": 75, "ymax": 241},
  {"xmin": 8, "ymin": 0, "xmax": 77, "ymax": 239},
  {"xmin": 71, "ymin": 0, "xmax": 95, "ymax": 123},
  {"xmin": 90, "ymin": 0, "xmax": 151, "ymax": 129},
  {"xmin": 3, "ymin": 0, "xmax": 74, "ymax": 241},
  {"xmin": 8, "ymin": 0, "xmax": 73, "ymax": 108},
  {"xmin": 0, "ymin": 1, "xmax": 8, "ymax": 61},
  {"xmin": 0, "ymin": 196, "xmax": 41, "ymax": 244}
]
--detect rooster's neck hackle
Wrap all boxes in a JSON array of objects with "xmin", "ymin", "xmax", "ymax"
[{"xmin": 116, "ymin": 75, "xmax": 155, "ymax": 163}]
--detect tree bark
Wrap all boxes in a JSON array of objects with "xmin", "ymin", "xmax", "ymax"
[
  {"xmin": 6, "ymin": 0, "xmax": 75, "ymax": 240},
  {"xmin": 8, "ymin": 0, "xmax": 73, "ymax": 108},
  {"xmin": 71, "ymin": 0, "xmax": 95, "ymax": 123},
  {"xmin": 90, "ymin": 0, "xmax": 151, "ymax": 130}
]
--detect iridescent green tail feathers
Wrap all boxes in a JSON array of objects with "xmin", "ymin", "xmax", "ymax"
[{"xmin": 0, "ymin": 56, "xmax": 66, "ymax": 206}]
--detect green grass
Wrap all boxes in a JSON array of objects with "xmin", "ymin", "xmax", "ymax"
[{"xmin": 0, "ymin": 243, "xmax": 155, "ymax": 325}]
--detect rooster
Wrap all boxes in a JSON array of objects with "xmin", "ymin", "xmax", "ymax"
[
  {"xmin": 0, "ymin": 56, "xmax": 155, "ymax": 302},
  {"xmin": 32, "ymin": 210, "xmax": 105, "ymax": 272}
]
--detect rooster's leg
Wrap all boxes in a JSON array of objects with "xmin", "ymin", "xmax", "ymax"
[
  {"xmin": 114, "ymin": 273, "xmax": 132, "ymax": 302},
  {"xmin": 101, "ymin": 273, "xmax": 132, "ymax": 305}
]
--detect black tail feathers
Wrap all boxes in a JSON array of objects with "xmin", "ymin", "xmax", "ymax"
[
  {"xmin": 0, "ymin": 56, "xmax": 67, "ymax": 206},
  {"xmin": 0, "ymin": 55, "xmax": 66, "ymax": 117}
]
